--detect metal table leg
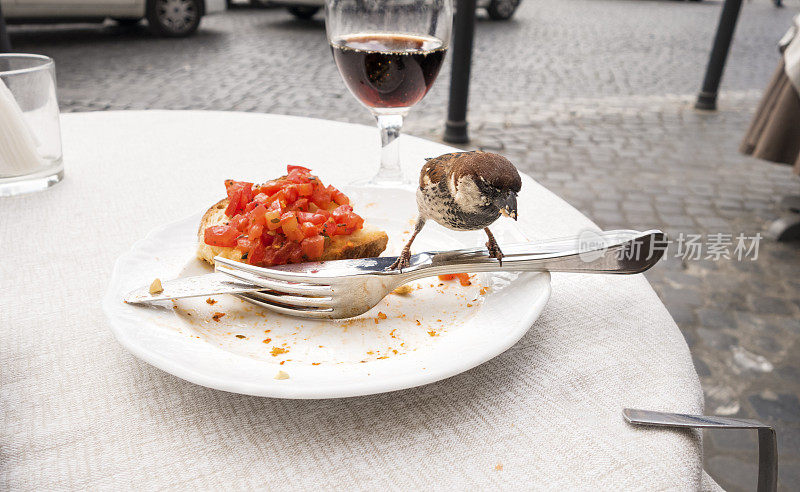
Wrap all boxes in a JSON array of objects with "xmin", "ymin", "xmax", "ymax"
[
  {"xmin": 695, "ymin": 0, "xmax": 744, "ymax": 110},
  {"xmin": 444, "ymin": 0, "xmax": 477, "ymax": 144},
  {"xmin": 0, "ymin": 2, "xmax": 11, "ymax": 53}
]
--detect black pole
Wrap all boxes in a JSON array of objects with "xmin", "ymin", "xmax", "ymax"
[
  {"xmin": 0, "ymin": 2, "xmax": 11, "ymax": 53},
  {"xmin": 695, "ymin": 0, "xmax": 743, "ymax": 110},
  {"xmin": 444, "ymin": 0, "xmax": 477, "ymax": 144}
]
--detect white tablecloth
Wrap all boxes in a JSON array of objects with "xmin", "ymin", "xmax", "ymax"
[{"xmin": 1, "ymin": 111, "xmax": 717, "ymax": 490}]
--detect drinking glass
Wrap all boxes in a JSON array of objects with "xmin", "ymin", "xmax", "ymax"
[
  {"xmin": 326, "ymin": 0, "xmax": 452, "ymax": 185},
  {"xmin": 0, "ymin": 54, "xmax": 62, "ymax": 197}
]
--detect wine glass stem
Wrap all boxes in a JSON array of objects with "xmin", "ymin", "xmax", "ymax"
[{"xmin": 375, "ymin": 113, "xmax": 404, "ymax": 184}]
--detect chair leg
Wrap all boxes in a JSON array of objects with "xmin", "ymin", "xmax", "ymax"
[
  {"xmin": 766, "ymin": 212, "xmax": 800, "ymax": 241},
  {"xmin": 779, "ymin": 194, "xmax": 800, "ymax": 213}
]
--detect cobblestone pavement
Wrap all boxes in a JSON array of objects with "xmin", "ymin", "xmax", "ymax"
[{"xmin": 7, "ymin": 0, "xmax": 800, "ymax": 489}]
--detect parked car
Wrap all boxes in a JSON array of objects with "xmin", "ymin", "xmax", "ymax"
[
  {"xmin": 275, "ymin": 0, "xmax": 521, "ymax": 21},
  {"xmin": 0, "ymin": 0, "xmax": 226, "ymax": 37}
]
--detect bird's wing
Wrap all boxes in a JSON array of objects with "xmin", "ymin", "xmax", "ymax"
[{"xmin": 419, "ymin": 154, "xmax": 450, "ymax": 190}]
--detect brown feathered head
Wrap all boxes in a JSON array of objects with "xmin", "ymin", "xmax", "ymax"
[{"xmin": 450, "ymin": 151, "xmax": 521, "ymax": 219}]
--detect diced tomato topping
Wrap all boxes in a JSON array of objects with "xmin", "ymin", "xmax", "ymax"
[
  {"xmin": 300, "ymin": 221, "xmax": 319, "ymax": 237},
  {"xmin": 248, "ymin": 223, "xmax": 264, "ymax": 240},
  {"xmin": 301, "ymin": 235, "xmax": 325, "ymax": 260},
  {"xmin": 287, "ymin": 165, "xmax": 311, "ymax": 173},
  {"xmin": 265, "ymin": 209, "xmax": 282, "ymax": 230},
  {"xmin": 258, "ymin": 180, "xmax": 282, "ymax": 195},
  {"xmin": 225, "ymin": 189, "xmax": 241, "ymax": 216},
  {"xmin": 280, "ymin": 213, "xmax": 304, "ymax": 242},
  {"xmin": 204, "ymin": 225, "xmax": 240, "ymax": 247},
  {"xmin": 248, "ymin": 242, "xmax": 267, "ymax": 265},
  {"xmin": 208, "ymin": 167, "xmax": 364, "ymax": 266},
  {"xmin": 311, "ymin": 186, "xmax": 332, "ymax": 209},
  {"xmin": 236, "ymin": 237, "xmax": 253, "ymax": 251},
  {"xmin": 438, "ymin": 273, "xmax": 472, "ymax": 286},
  {"xmin": 250, "ymin": 205, "xmax": 267, "ymax": 226},
  {"xmin": 297, "ymin": 183, "xmax": 314, "ymax": 196},
  {"xmin": 229, "ymin": 214, "xmax": 247, "ymax": 231},
  {"xmin": 291, "ymin": 198, "xmax": 309, "ymax": 211}
]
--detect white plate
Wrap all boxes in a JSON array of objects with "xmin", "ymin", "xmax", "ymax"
[{"xmin": 103, "ymin": 186, "xmax": 551, "ymax": 398}]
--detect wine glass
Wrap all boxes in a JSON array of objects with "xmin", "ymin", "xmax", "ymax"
[{"xmin": 326, "ymin": 0, "xmax": 453, "ymax": 186}]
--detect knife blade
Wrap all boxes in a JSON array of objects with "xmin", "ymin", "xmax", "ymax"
[{"xmin": 124, "ymin": 272, "xmax": 265, "ymax": 304}]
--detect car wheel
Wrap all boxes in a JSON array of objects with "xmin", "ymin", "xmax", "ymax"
[
  {"xmin": 486, "ymin": 0, "xmax": 519, "ymax": 20},
  {"xmin": 147, "ymin": 0, "xmax": 202, "ymax": 37},
  {"xmin": 113, "ymin": 17, "xmax": 143, "ymax": 26},
  {"xmin": 287, "ymin": 6, "xmax": 321, "ymax": 19}
]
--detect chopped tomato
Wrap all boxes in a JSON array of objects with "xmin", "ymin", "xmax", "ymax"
[
  {"xmin": 265, "ymin": 209, "xmax": 282, "ymax": 230},
  {"xmin": 229, "ymin": 214, "xmax": 247, "ymax": 231},
  {"xmin": 248, "ymin": 242, "xmax": 267, "ymax": 265},
  {"xmin": 250, "ymin": 205, "xmax": 267, "ymax": 226},
  {"xmin": 329, "ymin": 186, "xmax": 349, "ymax": 206},
  {"xmin": 297, "ymin": 183, "xmax": 314, "ymax": 196},
  {"xmin": 280, "ymin": 213, "xmax": 304, "ymax": 242},
  {"xmin": 311, "ymin": 186, "xmax": 332, "ymax": 209},
  {"xmin": 236, "ymin": 237, "xmax": 253, "ymax": 251},
  {"xmin": 291, "ymin": 198, "xmax": 309, "ymax": 211},
  {"xmin": 248, "ymin": 223, "xmax": 264, "ymax": 241},
  {"xmin": 204, "ymin": 225, "xmax": 239, "ymax": 247},
  {"xmin": 283, "ymin": 185, "xmax": 299, "ymax": 203},
  {"xmin": 300, "ymin": 221, "xmax": 319, "ymax": 237},
  {"xmin": 301, "ymin": 235, "xmax": 325, "ymax": 259},
  {"xmin": 225, "ymin": 188, "xmax": 242, "ymax": 216},
  {"xmin": 207, "ymin": 167, "xmax": 364, "ymax": 266},
  {"xmin": 438, "ymin": 273, "xmax": 472, "ymax": 286},
  {"xmin": 258, "ymin": 180, "xmax": 282, "ymax": 195}
]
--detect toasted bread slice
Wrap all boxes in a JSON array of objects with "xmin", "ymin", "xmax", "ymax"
[{"xmin": 197, "ymin": 198, "xmax": 389, "ymax": 266}]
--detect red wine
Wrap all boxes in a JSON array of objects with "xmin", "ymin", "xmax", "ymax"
[{"xmin": 331, "ymin": 33, "xmax": 446, "ymax": 109}]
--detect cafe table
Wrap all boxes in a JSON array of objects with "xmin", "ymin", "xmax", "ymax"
[{"xmin": 1, "ymin": 111, "xmax": 719, "ymax": 490}]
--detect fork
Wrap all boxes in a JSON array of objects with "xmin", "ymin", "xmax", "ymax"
[
  {"xmin": 213, "ymin": 229, "xmax": 666, "ymax": 319},
  {"xmin": 624, "ymin": 409, "xmax": 777, "ymax": 492}
]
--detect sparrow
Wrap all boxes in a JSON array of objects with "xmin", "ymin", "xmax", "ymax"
[{"xmin": 390, "ymin": 150, "xmax": 522, "ymax": 270}]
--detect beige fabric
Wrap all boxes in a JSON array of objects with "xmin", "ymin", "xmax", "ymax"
[
  {"xmin": 1, "ymin": 111, "xmax": 710, "ymax": 490},
  {"xmin": 740, "ymin": 59, "xmax": 800, "ymax": 172},
  {"xmin": 781, "ymin": 15, "xmax": 800, "ymax": 92}
]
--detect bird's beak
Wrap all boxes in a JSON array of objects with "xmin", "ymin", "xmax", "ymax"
[{"xmin": 497, "ymin": 192, "xmax": 518, "ymax": 220}]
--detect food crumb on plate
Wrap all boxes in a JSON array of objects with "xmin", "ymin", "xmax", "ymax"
[
  {"xmin": 262, "ymin": 338, "xmax": 272, "ymax": 344},
  {"xmin": 206, "ymin": 298, "xmax": 217, "ymax": 305},
  {"xmin": 271, "ymin": 347, "xmax": 288, "ymax": 356},
  {"xmin": 495, "ymin": 463, "xmax": 503, "ymax": 471},
  {"xmin": 377, "ymin": 312, "xmax": 387, "ymax": 320},
  {"xmin": 235, "ymin": 334, "xmax": 246, "ymax": 339},
  {"xmin": 427, "ymin": 330, "xmax": 438, "ymax": 337},
  {"xmin": 392, "ymin": 284, "xmax": 414, "ymax": 296},
  {"xmin": 274, "ymin": 370, "xmax": 289, "ymax": 380},
  {"xmin": 211, "ymin": 312, "xmax": 226, "ymax": 322},
  {"xmin": 149, "ymin": 278, "xmax": 163, "ymax": 295}
]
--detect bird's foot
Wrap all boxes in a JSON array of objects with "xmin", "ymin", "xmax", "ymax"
[
  {"xmin": 389, "ymin": 249, "xmax": 411, "ymax": 271},
  {"xmin": 484, "ymin": 227, "xmax": 504, "ymax": 265},
  {"xmin": 486, "ymin": 240, "xmax": 504, "ymax": 265}
]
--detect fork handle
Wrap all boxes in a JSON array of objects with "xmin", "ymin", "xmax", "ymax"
[{"xmin": 405, "ymin": 230, "xmax": 666, "ymax": 279}]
